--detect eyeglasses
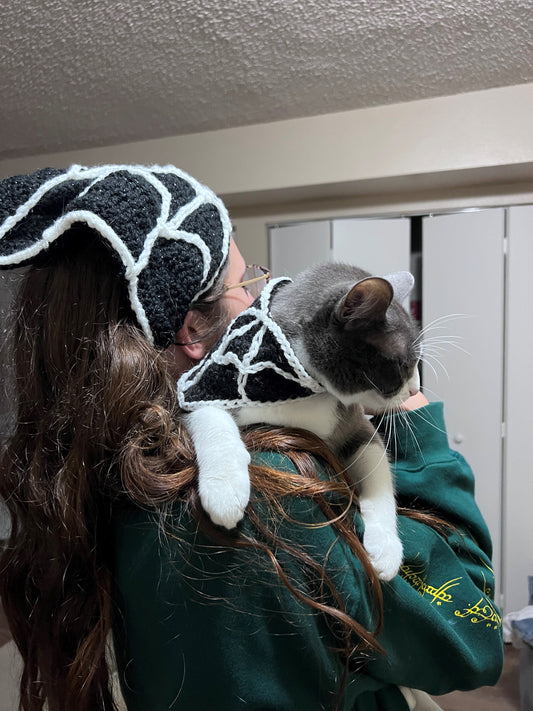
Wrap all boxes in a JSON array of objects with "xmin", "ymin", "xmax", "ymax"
[{"xmin": 223, "ymin": 265, "xmax": 271, "ymax": 299}]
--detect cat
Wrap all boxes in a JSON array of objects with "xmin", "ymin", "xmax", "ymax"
[{"xmin": 178, "ymin": 262, "xmax": 421, "ymax": 581}]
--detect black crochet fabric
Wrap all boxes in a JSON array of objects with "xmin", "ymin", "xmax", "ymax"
[
  {"xmin": 178, "ymin": 278, "xmax": 325, "ymax": 410},
  {"xmin": 0, "ymin": 164, "xmax": 231, "ymax": 348}
]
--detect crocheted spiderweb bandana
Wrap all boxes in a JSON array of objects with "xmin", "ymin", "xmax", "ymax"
[
  {"xmin": 178, "ymin": 277, "xmax": 325, "ymax": 410},
  {"xmin": 0, "ymin": 164, "xmax": 231, "ymax": 348}
]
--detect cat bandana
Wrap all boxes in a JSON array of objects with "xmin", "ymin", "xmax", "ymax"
[
  {"xmin": 178, "ymin": 270, "xmax": 414, "ymax": 411},
  {"xmin": 178, "ymin": 277, "xmax": 326, "ymax": 409},
  {"xmin": 0, "ymin": 164, "xmax": 231, "ymax": 348}
]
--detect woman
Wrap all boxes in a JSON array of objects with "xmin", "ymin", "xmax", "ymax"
[{"xmin": 0, "ymin": 165, "xmax": 503, "ymax": 711}]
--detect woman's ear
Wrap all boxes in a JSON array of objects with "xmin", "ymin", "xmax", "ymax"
[{"xmin": 174, "ymin": 310, "xmax": 208, "ymax": 361}]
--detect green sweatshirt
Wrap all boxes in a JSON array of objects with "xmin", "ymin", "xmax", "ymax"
[{"xmin": 112, "ymin": 402, "xmax": 504, "ymax": 710}]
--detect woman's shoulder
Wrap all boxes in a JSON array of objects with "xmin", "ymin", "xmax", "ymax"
[{"xmin": 250, "ymin": 447, "xmax": 336, "ymax": 481}]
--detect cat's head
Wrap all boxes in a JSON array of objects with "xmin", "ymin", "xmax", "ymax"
[{"xmin": 270, "ymin": 262, "xmax": 420, "ymax": 412}]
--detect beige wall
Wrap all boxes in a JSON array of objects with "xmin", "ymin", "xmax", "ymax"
[
  {"xmin": 2, "ymin": 82, "xmax": 533, "ymax": 196},
  {"xmin": 2, "ymin": 82, "xmax": 533, "ymax": 264}
]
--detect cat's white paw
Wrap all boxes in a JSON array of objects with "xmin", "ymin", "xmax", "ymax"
[
  {"xmin": 198, "ymin": 445, "xmax": 251, "ymax": 529},
  {"xmin": 363, "ymin": 526, "xmax": 403, "ymax": 581},
  {"xmin": 360, "ymin": 499, "xmax": 403, "ymax": 581}
]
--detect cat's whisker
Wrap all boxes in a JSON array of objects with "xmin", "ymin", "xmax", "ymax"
[
  {"xmin": 419, "ymin": 355, "xmax": 442, "ymax": 382},
  {"xmin": 444, "ymin": 342, "xmax": 471, "ymax": 358},
  {"xmin": 348, "ymin": 444, "xmax": 391, "ymax": 483},
  {"xmin": 422, "ymin": 332, "xmax": 465, "ymax": 341},
  {"xmin": 342, "ymin": 413, "xmax": 390, "ymax": 481},
  {"xmin": 419, "ymin": 344, "xmax": 446, "ymax": 358},
  {"xmin": 405, "ymin": 392, "xmax": 448, "ymax": 436},
  {"xmin": 372, "ymin": 410, "xmax": 386, "ymax": 433},
  {"xmin": 420, "ymin": 349, "xmax": 454, "ymax": 371},
  {"xmin": 417, "ymin": 384, "xmax": 447, "ymax": 407},
  {"xmin": 420, "ymin": 335, "xmax": 466, "ymax": 348},
  {"xmin": 416, "ymin": 315, "xmax": 472, "ymax": 364},
  {"xmin": 410, "ymin": 410, "xmax": 447, "ymax": 436},
  {"xmin": 383, "ymin": 414, "xmax": 397, "ymax": 468},
  {"xmin": 399, "ymin": 409, "xmax": 426, "ymax": 464},
  {"xmin": 421, "ymin": 338, "xmax": 471, "ymax": 359},
  {"xmin": 418, "ymin": 312, "xmax": 463, "ymax": 329},
  {"xmin": 421, "ymin": 338, "xmax": 465, "ymax": 351},
  {"xmin": 362, "ymin": 372, "xmax": 379, "ymax": 391},
  {"xmin": 420, "ymin": 346, "xmax": 460, "ymax": 378},
  {"xmin": 383, "ymin": 412, "xmax": 393, "ymax": 453},
  {"xmin": 415, "ymin": 313, "xmax": 471, "ymax": 342},
  {"xmin": 386, "ymin": 410, "xmax": 396, "ymax": 463}
]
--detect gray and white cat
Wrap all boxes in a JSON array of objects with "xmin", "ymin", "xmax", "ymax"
[{"xmin": 178, "ymin": 262, "xmax": 420, "ymax": 581}]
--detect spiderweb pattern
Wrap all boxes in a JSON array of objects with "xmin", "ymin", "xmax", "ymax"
[
  {"xmin": 178, "ymin": 277, "xmax": 325, "ymax": 410},
  {"xmin": 0, "ymin": 164, "xmax": 231, "ymax": 347}
]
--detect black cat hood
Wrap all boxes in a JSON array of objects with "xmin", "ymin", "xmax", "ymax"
[
  {"xmin": 177, "ymin": 270, "xmax": 414, "ymax": 410},
  {"xmin": 178, "ymin": 277, "xmax": 326, "ymax": 409}
]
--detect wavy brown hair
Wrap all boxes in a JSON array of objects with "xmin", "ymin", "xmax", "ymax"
[{"xmin": 0, "ymin": 230, "xmax": 447, "ymax": 711}]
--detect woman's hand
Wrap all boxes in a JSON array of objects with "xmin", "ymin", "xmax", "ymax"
[
  {"xmin": 400, "ymin": 391, "xmax": 429, "ymax": 411},
  {"xmin": 364, "ymin": 391, "xmax": 429, "ymax": 416}
]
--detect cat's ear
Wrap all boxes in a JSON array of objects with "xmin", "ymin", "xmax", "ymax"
[
  {"xmin": 338, "ymin": 277, "xmax": 393, "ymax": 323},
  {"xmin": 382, "ymin": 271, "xmax": 414, "ymax": 304}
]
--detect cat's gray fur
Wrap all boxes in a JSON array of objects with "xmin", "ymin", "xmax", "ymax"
[{"xmin": 182, "ymin": 262, "xmax": 420, "ymax": 581}]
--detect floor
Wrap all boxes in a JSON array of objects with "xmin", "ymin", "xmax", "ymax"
[
  {"xmin": 0, "ymin": 598, "xmax": 523, "ymax": 711},
  {"xmin": 0, "ymin": 641, "xmax": 21, "ymax": 711},
  {"xmin": 431, "ymin": 645, "xmax": 521, "ymax": 710}
]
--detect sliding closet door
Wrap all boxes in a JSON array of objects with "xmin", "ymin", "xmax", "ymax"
[
  {"xmin": 269, "ymin": 220, "xmax": 330, "ymax": 278},
  {"xmin": 269, "ymin": 217, "xmax": 411, "ymax": 282},
  {"xmin": 422, "ymin": 209, "xmax": 505, "ymax": 606},
  {"xmin": 504, "ymin": 205, "xmax": 533, "ymax": 614},
  {"xmin": 332, "ymin": 217, "xmax": 411, "ymax": 276}
]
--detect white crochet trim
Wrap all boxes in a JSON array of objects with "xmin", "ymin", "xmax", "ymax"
[
  {"xmin": 153, "ymin": 164, "xmax": 232, "ymax": 305},
  {"xmin": 0, "ymin": 164, "xmax": 82, "ymax": 240},
  {"xmin": 178, "ymin": 277, "xmax": 325, "ymax": 411},
  {"xmin": 0, "ymin": 164, "xmax": 231, "ymax": 345}
]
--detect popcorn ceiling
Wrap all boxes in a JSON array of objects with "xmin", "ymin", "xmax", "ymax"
[{"xmin": 1, "ymin": 0, "xmax": 532, "ymax": 159}]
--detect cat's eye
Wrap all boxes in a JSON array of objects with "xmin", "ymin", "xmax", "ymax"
[{"xmin": 224, "ymin": 265, "xmax": 271, "ymax": 299}]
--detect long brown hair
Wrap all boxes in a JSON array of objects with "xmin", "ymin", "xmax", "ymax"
[
  {"xmin": 0, "ymin": 230, "xmax": 227, "ymax": 710},
  {"xmin": 0, "ymin": 230, "xmax": 444, "ymax": 710}
]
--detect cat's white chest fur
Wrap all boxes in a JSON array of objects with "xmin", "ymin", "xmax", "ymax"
[
  {"xmin": 236, "ymin": 393, "xmax": 338, "ymax": 440},
  {"xmin": 185, "ymin": 394, "xmax": 337, "ymax": 528}
]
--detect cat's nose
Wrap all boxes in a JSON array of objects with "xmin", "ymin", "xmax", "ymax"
[{"xmin": 409, "ymin": 384, "xmax": 420, "ymax": 397}]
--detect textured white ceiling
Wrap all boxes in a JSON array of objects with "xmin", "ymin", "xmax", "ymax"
[{"xmin": 1, "ymin": 0, "xmax": 532, "ymax": 161}]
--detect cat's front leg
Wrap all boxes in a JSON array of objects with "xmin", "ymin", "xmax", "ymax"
[
  {"xmin": 185, "ymin": 406, "xmax": 251, "ymax": 529},
  {"xmin": 346, "ymin": 435, "xmax": 403, "ymax": 581}
]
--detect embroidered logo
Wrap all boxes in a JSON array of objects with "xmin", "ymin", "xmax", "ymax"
[
  {"xmin": 400, "ymin": 564, "xmax": 461, "ymax": 605},
  {"xmin": 454, "ymin": 598, "xmax": 502, "ymax": 629},
  {"xmin": 400, "ymin": 561, "xmax": 502, "ymax": 630}
]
